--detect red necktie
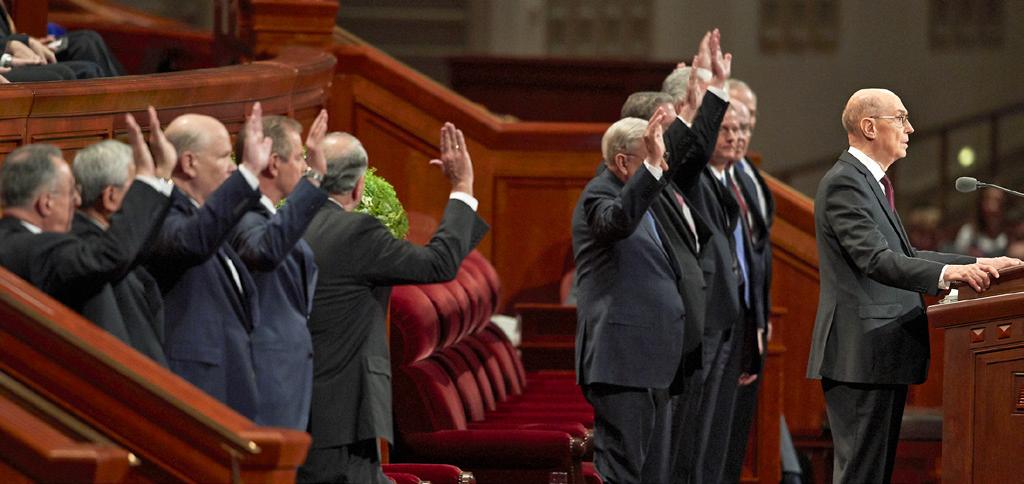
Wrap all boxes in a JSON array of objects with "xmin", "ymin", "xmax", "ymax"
[{"xmin": 880, "ymin": 175, "xmax": 896, "ymax": 212}]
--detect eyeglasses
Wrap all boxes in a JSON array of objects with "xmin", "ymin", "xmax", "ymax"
[
  {"xmin": 719, "ymin": 125, "xmax": 751, "ymax": 136},
  {"xmin": 870, "ymin": 114, "xmax": 910, "ymax": 127}
]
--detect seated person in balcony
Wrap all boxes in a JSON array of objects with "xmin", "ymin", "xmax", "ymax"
[
  {"xmin": 0, "ymin": 1, "xmax": 121, "ymax": 78},
  {"xmin": 0, "ymin": 125, "xmax": 173, "ymax": 314},
  {"xmin": 228, "ymin": 110, "xmax": 330, "ymax": 430},
  {"xmin": 144, "ymin": 104, "xmax": 271, "ymax": 421},
  {"xmin": 70, "ymin": 109, "xmax": 176, "ymax": 366},
  {"xmin": 300, "ymin": 125, "xmax": 488, "ymax": 484},
  {"xmin": 0, "ymin": 37, "xmax": 101, "ymax": 81}
]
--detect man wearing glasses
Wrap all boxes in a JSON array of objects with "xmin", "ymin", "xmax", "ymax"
[{"xmin": 806, "ymin": 88, "xmax": 1021, "ymax": 483}]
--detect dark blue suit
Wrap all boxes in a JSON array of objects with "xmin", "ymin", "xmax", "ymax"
[
  {"xmin": 146, "ymin": 171, "xmax": 263, "ymax": 420},
  {"xmin": 572, "ymin": 93, "xmax": 727, "ymax": 483},
  {"xmin": 229, "ymin": 179, "xmax": 327, "ymax": 430}
]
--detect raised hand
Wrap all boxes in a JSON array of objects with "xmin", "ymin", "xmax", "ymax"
[
  {"xmin": 125, "ymin": 112, "xmax": 156, "ymax": 178},
  {"xmin": 242, "ymin": 102, "xmax": 273, "ymax": 174},
  {"xmin": 693, "ymin": 31, "xmax": 711, "ymax": 72},
  {"xmin": 304, "ymin": 109, "xmax": 329, "ymax": 176},
  {"xmin": 429, "ymin": 122, "xmax": 474, "ymax": 196},
  {"xmin": 708, "ymin": 28, "xmax": 732, "ymax": 89},
  {"xmin": 643, "ymin": 107, "xmax": 668, "ymax": 172},
  {"xmin": 146, "ymin": 106, "xmax": 176, "ymax": 179},
  {"xmin": 678, "ymin": 56, "xmax": 707, "ymax": 124},
  {"xmin": 944, "ymin": 262, "xmax": 999, "ymax": 292}
]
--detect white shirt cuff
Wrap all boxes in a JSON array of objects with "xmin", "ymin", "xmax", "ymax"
[
  {"xmin": 937, "ymin": 265, "xmax": 950, "ymax": 290},
  {"xmin": 643, "ymin": 160, "xmax": 664, "ymax": 180},
  {"xmin": 135, "ymin": 175, "xmax": 174, "ymax": 196},
  {"xmin": 449, "ymin": 191, "xmax": 479, "ymax": 211},
  {"xmin": 708, "ymin": 85, "xmax": 730, "ymax": 102},
  {"xmin": 237, "ymin": 164, "xmax": 261, "ymax": 190}
]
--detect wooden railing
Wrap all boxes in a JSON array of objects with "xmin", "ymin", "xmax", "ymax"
[{"xmin": 0, "ymin": 46, "xmax": 340, "ymax": 482}]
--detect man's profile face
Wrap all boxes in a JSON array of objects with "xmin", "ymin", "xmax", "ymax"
[
  {"xmin": 47, "ymin": 158, "xmax": 80, "ymax": 233},
  {"xmin": 275, "ymin": 129, "xmax": 306, "ymax": 196},
  {"xmin": 711, "ymin": 107, "xmax": 750, "ymax": 167},
  {"xmin": 731, "ymin": 87, "xmax": 758, "ymax": 131},
  {"xmin": 191, "ymin": 125, "xmax": 236, "ymax": 202},
  {"xmin": 874, "ymin": 94, "xmax": 914, "ymax": 164}
]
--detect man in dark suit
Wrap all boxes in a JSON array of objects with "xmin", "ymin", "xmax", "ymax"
[
  {"xmin": 145, "ymin": 103, "xmax": 272, "ymax": 421},
  {"xmin": 806, "ymin": 88, "xmax": 1020, "ymax": 483},
  {"xmin": 721, "ymin": 78, "xmax": 779, "ymax": 483},
  {"xmin": 0, "ymin": 1, "xmax": 120, "ymax": 78},
  {"xmin": 0, "ymin": 124, "xmax": 172, "ymax": 312},
  {"xmin": 228, "ymin": 110, "xmax": 329, "ymax": 430},
  {"xmin": 299, "ymin": 124, "xmax": 488, "ymax": 483},
  {"xmin": 70, "ymin": 110, "xmax": 176, "ymax": 366},
  {"xmin": 573, "ymin": 29, "xmax": 730, "ymax": 484}
]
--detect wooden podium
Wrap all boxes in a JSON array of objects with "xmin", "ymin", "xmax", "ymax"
[{"xmin": 927, "ymin": 265, "xmax": 1024, "ymax": 483}]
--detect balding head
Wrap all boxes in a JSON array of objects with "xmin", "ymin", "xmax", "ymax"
[
  {"xmin": 842, "ymin": 88, "xmax": 914, "ymax": 168},
  {"xmin": 165, "ymin": 113, "xmax": 235, "ymax": 204},
  {"xmin": 321, "ymin": 132, "xmax": 368, "ymax": 196}
]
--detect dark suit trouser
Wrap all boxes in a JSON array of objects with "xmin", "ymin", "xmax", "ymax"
[
  {"xmin": 584, "ymin": 383, "xmax": 673, "ymax": 484},
  {"xmin": 684, "ymin": 322, "xmax": 743, "ymax": 484},
  {"xmin": 721, "ymin": 326, "xmax": 767, "ymax": 483},
  {"xmin": 667, "ymin": 353, "xmax": 704, "ymax": 484},
  {"xmin": 822, "ymin": 379, "xmax": 908, "ymax": 484},
  {"xmin": 297, "ymin": 439, "xmax": 389, "ymax": 484}
]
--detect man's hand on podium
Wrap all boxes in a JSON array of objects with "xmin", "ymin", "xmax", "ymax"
[{"xmin": 977, "ymin": 256, "xmax": 1024, "ymax": 272}]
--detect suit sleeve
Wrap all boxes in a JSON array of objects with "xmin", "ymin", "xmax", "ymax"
[
  {"xmin": 47, "ymin": 181, "xmax": 170, "ymax": 294},
  {"xmin": 583, "ymin": 169, "xmax": 665, "ymax": 243},
  {"xmin": 914, "ymin": 250, "xmax": 975, "ymax": 265},
  {"xmin": 668, "ymin": 92, "xmax": 728, "ymax": 192},
  {"xmin": 823, "ymin": 174, "xmax": 946, "ymax": 294},
  {"xmin": 148, "ymin": 170, "xmax": 261, "ymax": 267},
  {"xmin": 356, "ymin": 199, "xmax": 488, "ymax": 286},
  {"xmin": 230, "ymin": 179, "xmax": 328, "ymax": 271}
]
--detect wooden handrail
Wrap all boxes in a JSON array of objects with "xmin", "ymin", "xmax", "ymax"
[{"xmin": 0, "ymin": 46, "xmax": 337, "ymax": 482}]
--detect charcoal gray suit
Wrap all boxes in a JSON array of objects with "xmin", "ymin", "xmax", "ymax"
[
  {"xmin": 807, "ymin": 149, "xmax": 973, "ymax": 483},
  {"xmin": 299, "ymin": 197, "xmax": 487, "ymax": 484}
]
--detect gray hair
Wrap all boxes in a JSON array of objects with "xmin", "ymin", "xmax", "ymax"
[
  {"xmin": 322, "ymin": 132, "xmax": 368, "ymax": 195},
  {"xmin": 662, "ymin": 67, "xmax": 692, "ymax": 103},
  {"xmin": 73, "ymin": 140, "xmax": 133, "ymax": 207},
  {"xmin": 0, "ymin": 144, "xmax": 62, "ymax": 209},
  {"xmin": 621, "ymin": 91, "xmax": 674, "ymax": 120},
  {"xmin": 601, "ymin": 118, "xmax": 647, "ymax": 166},
  {"xmin": 166, "ymin": 126, "xmax": 205, "ymax": 158}
]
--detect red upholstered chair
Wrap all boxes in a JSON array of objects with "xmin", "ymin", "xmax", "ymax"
[
  {"xmin": 383, "ymin": 463, "xmax": 475, "ymax": 484},
  {"xmin": 389, "ymin": 284, "xmax": 588, "ymax": 483},
  {"xmin": 385, "ymin": 472, "xmax": 422, "ymax": 484}
]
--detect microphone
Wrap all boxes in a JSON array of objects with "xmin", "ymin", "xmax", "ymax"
[{"xmin": 954, "ymin": 177, "xmax": 1024, "ymax": 198}]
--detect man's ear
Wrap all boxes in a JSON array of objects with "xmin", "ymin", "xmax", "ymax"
[
  {"xmin": 35, "ymin": 192, "xmax": 52, "ymax": 217},
  {"xmin": 860, "ymin": 118, "xmax": 877, "ymax": 140},
  {"xmin": 179, "ymin": 151, "xmax": 199, "ymax": 178},
  {"xmin": 101, "ymin": 185, "xmax": 118, "ymax": 213},
  {"xmin": 266, "ymin": 153, "xmax": 282, "ymax": 177},
  {"xmin": 613, "ymin": 153, "xmax": 630, "ymax": 177},
  {"xmin": 353, "ymin": 174, "xmax": 366, "ymax": 205}
]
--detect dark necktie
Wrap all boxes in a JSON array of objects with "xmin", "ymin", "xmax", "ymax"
[{"xmin": 880, "ymin": 175, "xmax": 896, "ymax": 212}]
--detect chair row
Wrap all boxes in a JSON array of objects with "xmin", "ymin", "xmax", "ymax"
[{"xmin": 390, "ymin": 251, "xmax": 600, "ymax": 483}]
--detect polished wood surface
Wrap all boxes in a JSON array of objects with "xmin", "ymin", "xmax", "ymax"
[
  {"xmin": 928, "ymin": 271, "xmax": 1024, "ymax": 483},
  {"xmin": 449, "ymin": 55, "xmax": 677, "ymax": 122}
]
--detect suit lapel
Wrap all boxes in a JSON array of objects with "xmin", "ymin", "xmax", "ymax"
[
  {"xmin": 840, "ymin": 154, "xmax": 914, "ymax": 255},
  {"xmin": 661, "ymin": 185, "xmax": 699, "ymax": 256}
]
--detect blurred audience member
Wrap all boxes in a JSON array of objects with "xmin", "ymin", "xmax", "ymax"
[
  {"xmin": 906, "ymin": 205, "xmax": 943, "ymax": 252},
  {"xmin": 950, "ymin": 188, "xmax": 1008, "ymax": 257}
]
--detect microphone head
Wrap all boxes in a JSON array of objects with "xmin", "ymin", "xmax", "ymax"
[{"xmin": 955, "ymin": 177, "xmax": 978, "ymax": 193}]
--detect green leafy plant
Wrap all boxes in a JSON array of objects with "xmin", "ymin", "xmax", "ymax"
[{"xmin": 356, "ymin": 168, "xmax": 409, "ymax": 239}]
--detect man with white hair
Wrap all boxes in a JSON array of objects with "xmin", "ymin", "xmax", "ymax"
[
  {"xmin": 71, "ymin": 124, "xmax": 173, "ymax": 366},
  {"xmin": 0, "ymin": 109, "xmax": 174, "ymax": 319},
  {"xmin": 806, "ymin": 88, "xmax": 1020, "ymax": 483}
]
